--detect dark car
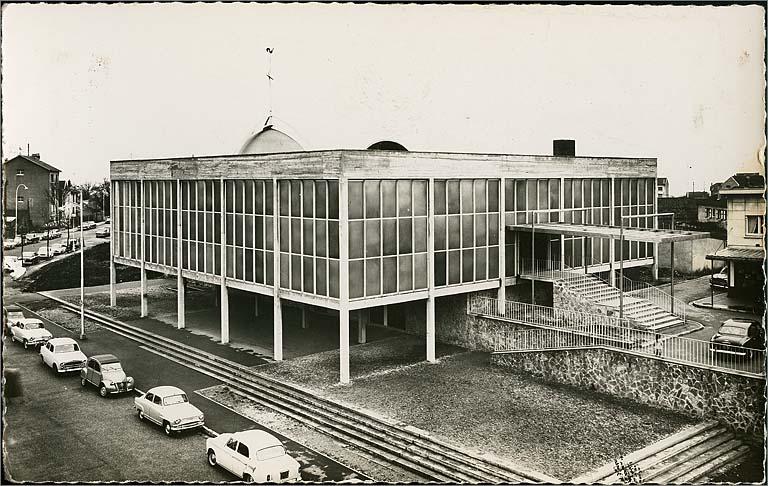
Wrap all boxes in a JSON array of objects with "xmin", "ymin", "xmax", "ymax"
[
  {"xmin": 709, "ymin": 267, "xmax": 728, "ymax": 290},
  {"xmin": 710, "ymin": 319, "xmax": 765, "ymax": 358}
]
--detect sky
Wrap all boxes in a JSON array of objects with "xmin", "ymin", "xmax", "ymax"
[{"xmin": 2, "ymin": 3, "xmax": 765, "ymax": 195}]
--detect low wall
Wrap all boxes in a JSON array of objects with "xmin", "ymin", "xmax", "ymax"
[
  {"xmin": 492, "ymin": 348, "xmax": 765, "ymax": 440},
  {"xmin": 658, "ymin": 238, "xmax": 725, "ymax": 273}
]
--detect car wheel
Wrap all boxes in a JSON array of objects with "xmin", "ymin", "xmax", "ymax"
[
  {"xmin": 138, "ymin": 410, "xmax": 145, "ymax": 421},
  {"xmin": 81, "ymin": 377, "xmax": 87, "ymax": 387},
  {"xmin": 163, "ymin": 422, "xmax": 172, "ymax": 436},
  {"xmin": 23, "ymin": 339, "xmax": 28, "ymax": 349},
  {"xmin": 207, "ymin": 450, "xmax": 217, "ymax": 467},
  {"xmin": 243, "ymin": 473, "xmax": 253, "ymax": 483},
  {"xmin": 99, "ymin": 384, "xmax": 108, "ymax": 397},
  {"xmin": 52, "ymin": 364, "xmax": 58, "ymax": 373}
]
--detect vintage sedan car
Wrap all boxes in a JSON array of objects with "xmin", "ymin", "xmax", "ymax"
[
  {"xmin": 3, "ymin": 305, "xmax": 26, "ymax": 334},
  {"xmin": 3, "ymin": 256, "xmax": 21, "ymax": 273},
  {"xmin": 21, "ymin": 252, "xmax": 38, "ymax": 266},
  {"xmin": 40, "ymin": 337, "xmax": 88, "ymax": 373},
  {"xmin": 134, "ymin": 386, "xmax": 205, "ymax": 435},
  {"xmin": 82, "ymin": 221, "xmax": 97, "ymax": 230},
  {"xmin": 710, "ymin": 318, "xmax": 765, "ymax": 358},
  {"xmin": 709, "ymin": 267, "xmax": 729, "ymax": 290},
  {"xmin": 10, "ymin": 319, "xmax": 53, "ymax": 349},
  {"xmin": 206, "ymin": 430, "xmax": 301, "ymax": 483},
  {"xmin": 80, "ymin": 354, "xmax": 135, "ymax": 397},
  {"xmin": 36, "ymin": 246, "xmax": 54, "ymax": 259},
  {"xmin": 25, "ymin": 233, "xmax": 41, "ymax": 243},
  {"xmin": 50, "ymin": 243, "xmax": 68, "ymax": 256},
  {"xmin": 95, "ymin": 226, "xmax": 111, "ymax": 238},
  {"xmin": 3, "ymin": 239, "xmax": 17, "ymax": 250}
]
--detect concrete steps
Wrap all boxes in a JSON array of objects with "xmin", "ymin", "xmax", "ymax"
[{"xmin": 572, "ymin": 421, "xmax": 750, "ymax": 484}]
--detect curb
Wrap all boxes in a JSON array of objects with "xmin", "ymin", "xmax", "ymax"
[{"xmin": 691, "ymin": 301, "xmax": 758, "ymax": 315}]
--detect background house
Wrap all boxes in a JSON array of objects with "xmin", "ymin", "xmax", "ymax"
[
  {"xmin": 707, "ymin": 172, "xmax": 765, "ymax": 307},
  {"xmin": 656, "ymin": 177, "xmax": 669, "ymax": 197},
  {"xmin": 3, "ymin": 153, "xmax": 61, "ymax": 236}
]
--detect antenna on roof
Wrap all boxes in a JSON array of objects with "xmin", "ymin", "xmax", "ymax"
[{"xmin": 265, "ymin": 47, "xmax": 274, "ymax": 126}]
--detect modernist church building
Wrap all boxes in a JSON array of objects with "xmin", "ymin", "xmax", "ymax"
[{"xmin": 109, "ymin": 125, "xmax": 703, "ymax": 383}]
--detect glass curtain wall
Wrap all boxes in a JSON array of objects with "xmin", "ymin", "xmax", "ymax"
[{"xmin": 115, "ymin": 180, "xmax": 141, "ymax": 261}]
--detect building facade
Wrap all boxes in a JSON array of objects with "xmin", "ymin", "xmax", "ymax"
[
  {"xmin": 657, "ymin": 177, "xmax": 669, "ymax": 197},
  {"xmin": 110, "ymin": 133, "xmax": 666, "ymax": 383},
  {"xmin": 707, "ymin": 173, "xmax": 765, "ymax": 304},
  {"xmin": 3, "ymin": 154, "xmax": 61, "ymax": 235}
]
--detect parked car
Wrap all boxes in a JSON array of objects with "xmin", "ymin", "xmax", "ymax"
[
  {"xmin": 104, "ymin": 217, "xmax": 111, "ymax": 224},
  {"xmin": 25, "ymin": 233, "xmax": 41, "ymax": 243},
  {"xmin": 36, "ymin": 246, "xmax": 54, "ymax": 260},
  {"xmin": 80, "ymin": 354, "xmax": 135, "ymax": 397},
  {"xmin": 64, "ymin": 240, "xmax": 81, "ymax": 252},
  {"xmin": 710, "ymin": 318, "xmax": 765, "ymax": 358},
  {"xmin": 3, "ymin": 239, "xmax": 17, "ymax": 250},
  {"xmin": 40, "ymin": 337, "xmax": 88, "ymax": 373},
  {"xmin": 48, "ymin": 229, "xmax": 62, "ymax": 239},
  {"xmin": 134, "ymin": 386, "xmax": 205, "ymax": 435},
  {"xmin": 22, "ymin": 252, "xmax": 38, "ymax": 266},
  {"xmin": 709, "ymin": 267, "xmax": 729, "ymax": 289},
  {"xmin": 206, "ymin": 430, "xmax": 301, "ymax": 483},
  {"xmin": 3, "ymin": 305, "xmax": 26, "ymax": 334},
  {"xmin": 50, "ymin": 243, "xmax": 68, "ymax": 255},
  {"xmin": 3, "ymin": 256, "xmax": 20, "ymax": 273},
  {"xmin": 96, "ymin": 226, "xmax": 111, "ymax": 238},
  {"xmin": 10, "ymin": 319, "xmax": 53, "ymax": 349},
  {"xmin": 82, "ymin": 221, "xmax": 97, "ymax": 230}
]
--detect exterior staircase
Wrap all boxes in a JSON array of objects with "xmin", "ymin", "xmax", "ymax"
[
  {"xmin": 563, "ymin": 273, "xmax": 685, "ymax": 332},
  {"xmin": 572, "ymin": 421, "xmax": 752, "ymax": 484}
]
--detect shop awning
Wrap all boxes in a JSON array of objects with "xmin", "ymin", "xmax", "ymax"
[
  {"xmin": 507, "ymin": 222, "xmax": 710, "ymax": 243},
  {"xmin": 706, "ymin": 247, "xmax": 765, "ymax": 262}
]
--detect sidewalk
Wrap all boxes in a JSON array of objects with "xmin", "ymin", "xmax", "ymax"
[{"xmin": 692, "ymin": 292, "xmax": 761, "ymax": 315}]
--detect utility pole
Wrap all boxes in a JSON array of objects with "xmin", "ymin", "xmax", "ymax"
[{"xmin": 80, "ymin": 189, "xmax": 85, "ymax": 340}]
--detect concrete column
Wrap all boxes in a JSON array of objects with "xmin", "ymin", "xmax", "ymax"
[
  {"xmin": 497, "ymin": 178, "xmax": 506, "ymax": 314},
  {"xmin": 670, "ymin": 241, "xmax": 675, "ymax": 315},
  {"xmin": 272, "ymin": 178, "xmax": 283, "ymax": 361},
  {"xmin": 109, "ymin": 180, "xmax": 117, "ymax": 307},
  {"xmin": 357, "ymin": 309, "xmax": 367, "ymax": 344},
  {"xmin": 220, "ymin": 178, "xmax": 229, "ymax": 345},
  {"xmin": 382, "ymin": 305, "xmax": 388, "ymax": 327},
  {"xmin": 559, "ymin": 176, "xmax": 565, "ymax": 272},
  {"xmin": 254, "ymin": 295, "xmax": 259, "ymax": 317},
  {"xmin": 301, "ymin": 305, "xmax": 308, "ymax": 330},
  {"xmin": 652, "ymin": 178, "xmax": 659, "ymax": 280},
  {"xmin": 426, "ymin": 296, "xmax": 436, "ymax": 362},
  {"xmin": 609, "ymin": 237, "xmax": 616, "ymax": 287},
  {"xmin": 339, "ymin": 178, "xmax": 350, "ymax": 384},
  {"xmin": 140, "ymin": 180, "xmax": 148, "ymax": 317},
  {"xmin": 177, "ymin": 277, "xmax": 186, "ymax": 329},
  {"xmin": 220, "ymin": 284, "xmax": 229, "ymax": 344},
  {"xmin": 176, "ymin": 179, "xmax": 185, "ymax": 329}
]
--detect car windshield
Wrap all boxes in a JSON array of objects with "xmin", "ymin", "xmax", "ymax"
[
  {"xmin": 163, "ymin": 393, "xmax": 188, "ymax": 406},
  {"xmin": 256, "ymin": 445, "xmax": 286, "ymax": 461},
  {"xmin": 8, "ymin": 312, "xmax": 24, "ymax": 319},
  {"xmin": 101, "ymin": 362, "xmax": 123, "ymax": 372},
  {"xmin": 55, "ymin": 343, "xmax": 79, "ymax": 353},
  {"xmin": 24, "ymin": 322, "xmax": 44, "ymax": 330},
  {"xmin": 720, "ymin": 326, "xmax": 748, "ymax": 336}
]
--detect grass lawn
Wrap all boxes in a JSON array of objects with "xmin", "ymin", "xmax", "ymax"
[
  {"xmin": 260, "ymin": 349, "xmax": 695, "ymax": 480},
  {"xmin": 20, "ymin": 243, "xmax": 163, "ymax": 292}
]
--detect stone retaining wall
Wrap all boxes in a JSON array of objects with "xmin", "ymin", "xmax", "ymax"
[{"xmin": 492, "ymin": 348, "xmax": 765, "ymax": 440}]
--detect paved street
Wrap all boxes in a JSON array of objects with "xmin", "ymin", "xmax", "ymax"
[
  {"xmin": 4, "ymin": 223, "xmax": 107, "ymax": 258},
  {"xmin": 2, "ymin": 300, "xmax": 368, "ymax": 483}
]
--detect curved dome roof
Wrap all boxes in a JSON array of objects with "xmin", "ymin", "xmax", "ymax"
[
  {"xmin": 239, "ymin": 125, "xmax": 303, "ymax": 155},
  {"xmin": 367, "ymin": 140, "xmax": 408, "ymax": 151}
]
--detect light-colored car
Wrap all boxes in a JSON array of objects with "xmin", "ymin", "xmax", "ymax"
[
  {"xmin": 22, "ymin": 252, "xmax": 38, "ymax": 266},
  {"xmin": 206, "ymin": 430, "xmax": 301, "ymax": 483},
  {"xmin": 3, "ymin": 239, "xmax": 17, "ymax": 250},
  {"xmin": 709, "ymin": 267, "xmax": 728, "ymax": 290},
  {"xmin": 134, "ymin": 386, "xmax": 205, "ymax": 435},
  {"xmin": 80, "ymin": 354, "xmax": 135, "ymax": 397},
  {"xmin": 95, "ymin": 226, "xmax": 111, "ymax": 238},
  {"xmin": 50, "ymin": 243, "xmax": 68, "ymax": 256},
  {"xmin": 10, "ymin": 319, "xmax": 53, "ymax": 349},
  {"xmin": 46, "ymin": 229, "xmax": 62, "ymax": 239},
  {"xmin": 3, "ymin": 256, "xmax": 21, "ymax": 273},
  {"xmin": 82, "ymin": 221, "xmax": 97, "ymax": 230},
  {"xmin": 40, "ymin": 337, "xmax": 88, "ymax": 373},
  {"xmin": 3, "ymin": 305, "xmax": 25, "ymax": 334},
  {"xmin": 25, "ymin": 233, "xmax": 41, "ymax": 243},
  {"xmin": 36, "ymin": 246, "xmax": 54, "ymax": 259}
]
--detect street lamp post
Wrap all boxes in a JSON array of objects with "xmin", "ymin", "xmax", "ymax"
[
  {"xmin": 80, "ymin": 189, "xmax": 86, "ymax": 340},
  {"xmin": 14, "ymin": 183, "xmax": 28, "ymax": 238}
]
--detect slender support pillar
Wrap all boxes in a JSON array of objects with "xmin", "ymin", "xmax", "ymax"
[
  {"xmin": 301, "ymin": 305, "xmax": 308, "ymax": 330},
  {"xmin": 584, "ymin": 237, "xmax": 589, "ymax": 274},
  {"xmin": 176, "ymin": 179, "xmax": 185, "ymax": 329},
  {"xmin": 254, "ymin": 295, "xmax": 259, "ymax": 317},
  {"xmin": 339, "ymin": 178, "xmax": 350, "ymax": 384},
  {"xmin": 426, "ymin": 295, "xmax": 436, "ymax": 363},
  {"xmin": 109, "ymin": 181, "xmax": 116, "ymax": 307},
  {"xmin": 140, "ymin": 180, "xmax": 148, "ymax": 318},
  {"xmin": 382, "ymin": 306, "xmax": 388, "ymax": 327},
  {"xmin": 272, "ymin": 178, "xmax": 283, "ymax": 361},
  {"xmin": 619, "ymin": 225, "xmax": 625, "ymax": 318},
  {"xmin": 609, "ymin": 237, "xmax": 616, "ymax": 287},
  {"xmin": 652, "ymin": 182, "xmax": 659, "ymax": 280},
  {"xmin": 220, "ymin": 284, "xmax": 229, "ymax": 344},
  {"xmin": 559, "ymin": 235, "xmax": 565, "ymax": 272},
  {"xmin": 357, "ymin": 309, "xmax": 367, "ymax": 344},
  {"xmin": 670, "ymin": 241, "xmax": 675, "ymax": 315},
  {"xmin": 531, "ymin": 212, "xmax": 535, "ymax": 305},
  {"xmin": 220, "ymin": 178, "xmax": 229, "ymax": 345},
  {"xmin": 177, "ymin": 277, "xmax": 186, "ymax": 329},
  {"xmin": 710, "ymin": 259, "xmax": 714, "ymax": 307},
  {"xmin": 497, "ymin": 178, "xmax": 506, "ymax": 314}
]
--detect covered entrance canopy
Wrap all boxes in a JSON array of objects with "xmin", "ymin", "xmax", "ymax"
[
  {"xmin": 507, "ymin": 222, "xmax": 710, "ymax": 243},
  {"xmin": 706, "ymin": 247, "xmax": 765, "ymax": 262}
]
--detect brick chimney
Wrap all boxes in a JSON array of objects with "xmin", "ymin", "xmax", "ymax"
[{"xmin": 31, "ymin": 153, "xmax": 40, "ymax": 160}]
